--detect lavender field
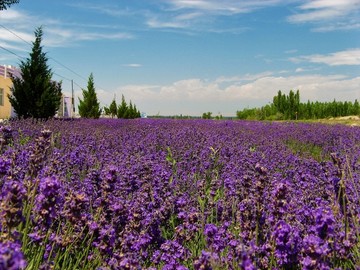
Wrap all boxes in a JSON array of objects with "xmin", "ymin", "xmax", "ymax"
[{"xmin": 0, "ymin": 119, "xmax": 359, "ymax": 269}]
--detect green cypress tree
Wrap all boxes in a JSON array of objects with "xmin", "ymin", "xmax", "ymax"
[
  {"xmin": 8, "ymin": 27, "xmax": 62, "ymax": 119},
  {"xmin": 133, "ymin": 104, "xmax": 140, "ymax": 118},
  {"xmin": 78, "ymin": 73, "xmax": 102, "ymax": 118},
  {"xmin": 103, "ymin": 106, "xmax": 110, "ymax": 116},
  {"xmin": 117, "ymin": 94, "xmax": 128, "ymax": 118},
  {"xmin": 127, "ymin": 100, "xmax": 134, "ymax": 119},
  {"xmin": 353, "ymin": 99, "xmax": 360, "ymax": 115},
  {"xmin": 109, "ymin": 98, "xmax": 117, "ymax": 118}
]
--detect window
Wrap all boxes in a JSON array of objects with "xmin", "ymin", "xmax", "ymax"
[{"xmin": 0, "ymin": 88, "xmax": 3, "ymax": 106}]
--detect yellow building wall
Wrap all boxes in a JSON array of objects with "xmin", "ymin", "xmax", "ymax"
[{"xmin": 0, "ymin": 76, "xmax": 13, "ymax": 119}]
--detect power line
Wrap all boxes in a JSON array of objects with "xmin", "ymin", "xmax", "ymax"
[
  {"xmin": 0, "ymin": 45, "xmax": 73, "ymax": 81},
  {"xmin": 0, "ymin": 24, "xmax": 32, "ymax": 46},
  {"xmin": 0, "ymin": 24, "xmax": 88, "ymax": 83},
  {"xmin": 49, "ymin": 57, "xmax": 88, "ymax": 82},
  {"xmin": 0, "ymin": 25, "xmax": 113, "ymax": 100},
  {"xmin": 73, "ymin": 81, "xmax": 84, "ymax": 90},
  {"xmin": 53, "ymin": 72, "xmax": 72, "ymax": 82},
  {"xmin": 0, "ymin": 45, "xmax": 25, "ymax": 59}
]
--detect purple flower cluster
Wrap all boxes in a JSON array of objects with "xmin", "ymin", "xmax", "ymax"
[
  {"xmin": 0, "ymin": 124, "xmax": 13, "ymax": 150},
  {"xmin": 0, "ymin": 240, "xmax": 26, "ymax": 270},
  {"xmin": 0, "ymin": 118, "xmax": 359, "ymax": 269},
  {"xmin": 1, "ymin": 179, "xmax": 26, "ymax": 231},
  {"xmin": 34, "ymin": 176, "xmax": 63, "ymax": 227}
]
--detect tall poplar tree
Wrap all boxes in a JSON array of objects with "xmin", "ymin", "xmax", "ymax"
[
  {"xmin": 117, "ymin": 94, "xmax": 128, "ymax": 118},
  {"xmin": 9, "ymin": 27, "xmax": 62, "ymax": 119},
  {"xmin": 78, "ymin": 73, "xmax": 102, "ymax": 118},
  {"xmin": 109, "ymin": 98, "xmax": 117, "ymax": 118}
]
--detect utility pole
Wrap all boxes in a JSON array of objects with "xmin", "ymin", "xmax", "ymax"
[{"xmin": 71, "ymin": 80, "xmax": 74, "ymax": 118}]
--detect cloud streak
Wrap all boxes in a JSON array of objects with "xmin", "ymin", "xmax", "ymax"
[
  {"xmin": 0, "ymin": 8, "xmax": 134, "ymax": 52},
  {"xmin": 122, "ymin": 64, "xmax": 143, "ymax": 68},
  {"xmin": 290, "ymin": 48, "xmax": 360, "ymax": 66},
  {"xmin": 288, "ymin": 0, "xmax": 360, "ymax": 31},
  {"xmin": 145, "ymin": 0, "xmax": 283, "ymax": 33},
  {"xmin": 164, "ymin": 0, "xmax": 282, "ymax": 14}
]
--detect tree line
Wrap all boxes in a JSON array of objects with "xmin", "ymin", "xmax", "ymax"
[
  {"xmin": 7, "ymin": 26, "xmax": 141, "ymax": 120},
  {"xmin": 103, "ymin": 95, "xmax": 141, "ymax": 119},
  {"xmin": 237, "ymin": 90, "xmax": 360, "ymax": 120}
]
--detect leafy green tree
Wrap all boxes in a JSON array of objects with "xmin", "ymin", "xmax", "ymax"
[
  {"xmin": 104, "ymin": 97, "xmax": 117, "ymax": 118},
  {"xmin": 237, "ymin": 89, "xmax": 359, "ymax": 120},
  {"xmin": 78, "ymin": 73, "xmax": 101, "ymax": 118},
  {"xmin": 128, "ymin": 100, "xmax": 140, "ymax": 119},
  {"xmin": 353, "ymin": 99, "xmax": 360, "ymax": 115},
  {"xmin": 9, "ymin": 27, "xmax": 62, "ymax": 119},
  {"xmin": 202, "ymin": 112, "xmax": 212, "ymax": 119},
  {"xmin": 0, "ymin": 0, "xmax": 19, "ymax": 10},
  {"xmin": 109, "ymin": 98, "xmax": 117, "ymax": 118},
  {"xmin": 117, "ymin": 94, "xmax": 128, "ymax": 118},
  {"xmin": 115, "ymin": 95, "xmax": 141, "ymax": 119},
  {"xmin": 103, "ymin": 106, "xmax": 110, "ymax": 116},
  {"xmin": 133, "ymin": 104, "xmax": 141, "ymax": 118}
]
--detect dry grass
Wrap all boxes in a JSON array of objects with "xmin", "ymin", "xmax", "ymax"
[{"xmin": 304, "ymin": 115, "xmax": 360, "ymax": 127}]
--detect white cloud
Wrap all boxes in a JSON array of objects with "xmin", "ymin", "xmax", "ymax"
[
  {"xmin": 288, "ymin": 0, "xmax": 360, "ymax": 30},
  {"xmin": 109, "ymin": 73, "xmax": 360, "ymax": 116},
  {"xmin": 300, "ymin": 0, "xmax": 360, "ymax": 10},
  {"xmin": 147, "ymin": 18, "xmax": 188, "ymax": 29},
  {"xmin": 290, "ymin": 48, "xmax": 360, "ymax": 66},
  {"xmin": 166, "ymin": 0, "xmax": 282, "ymax": 14},
  {"xmin": 312, "ymin": 21, "xmax": 360, "ymax": 32},
  {"xmin": 145, "ymin": 0, "xmax": 282, "ymax": 32},
  {"xmin": 215, "ymin": 71, "xmax": 273, "ymax": 84},
  {"xmin": 0, "ymin": 9, "xmax": 134, "ymax": 51},
  {"xmin": 0, "ymin": 9, "xmax": 28, "ymax": 21},
  {"xmin": 0, "ymin": 28, "xmax": 33, "ymax": 44},
  {"xmin": 122, "ymin": 64, "xmax": 143, "ymax": 68},
  {"xmin": 68, "ymin": 3, "xmax": 140, "ymax": 18}
]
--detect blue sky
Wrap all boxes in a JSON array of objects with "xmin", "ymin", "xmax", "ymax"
[{"xmin": 1, "ymin": 0, "xmax": 359, "ymax": 116}]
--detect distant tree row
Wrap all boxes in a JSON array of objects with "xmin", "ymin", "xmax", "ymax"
[
  {"xmin": 77, "ymin": 75, "xmax": 141, "ymax": 119},
  {"xmin": 201, "ymin": 112, "xmax": 224, "ymax": 120},
  {"xmin": 237, "ymin": 90, "xmax": 360, "ymax": 120},
  {"xmin": 202, "ymin": 112, "xmax": 212, "ymax": 119},
  {"xmin": 103, "ymin": 95, "xmax": 141, "ymax": 119}
]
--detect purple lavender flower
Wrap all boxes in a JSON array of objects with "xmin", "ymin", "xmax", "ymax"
[
  {"xmin": 0, "ymin": 125, "xmax": 13, "ymax": 146},
  {"xmin": 314, "ymin": 207, "xmax": 335, "ymax": 240},
  {"xmin": 301, "ymin": 234, "xmax": 331, "ymax": 270},
  {"xmin": 272, "ymin": 220, "xmax": 300, "ymax": 267},
  {"xmin": 34, "ymin": 176, "xmax": 63, "ymax": 226},
  {"xmin": 271, "ymin": 180, "xmax": 291, "ymax": 220},
  {"xmin": 0, "ymin": 157, "xmax": 11, "ymax": 175},
  {"xmin": 1, "ymin": 116, "xmax": 359, "ymax": 269},
  {"xmin": 255, "ymin": 163, "xmax": 268, "ymax": 175},
  {"xmin": 240, "ymin": 252, "xmax": 256, "ymax": 270},
  {"xmin": 62, "ymin": 191, "xmax": 89, "ymax": 226},
  {"xmin": 40, "ymin": 129, "xmax": 52, "ymax": 139},
  {"xmin": 152, "ymin": 240, "xmax": 189, "ymax": 266},
  {"xmin": 204, "ymin": 224, "xmax": 218, "ymax": 239},
  {"xmin": 1, "ymin": 179, "xmax": 26, "ymax": 229},
  {"xmin": 93, "ymin": 224, "xmax": 116, "ymax": 256},
  {"xmin": 0, "ymin": 240, "xmax": 27, "ymax": 270},
  {"xmin": 193, "ymin": 250, "xmax": 216, "ymax": 270}
]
